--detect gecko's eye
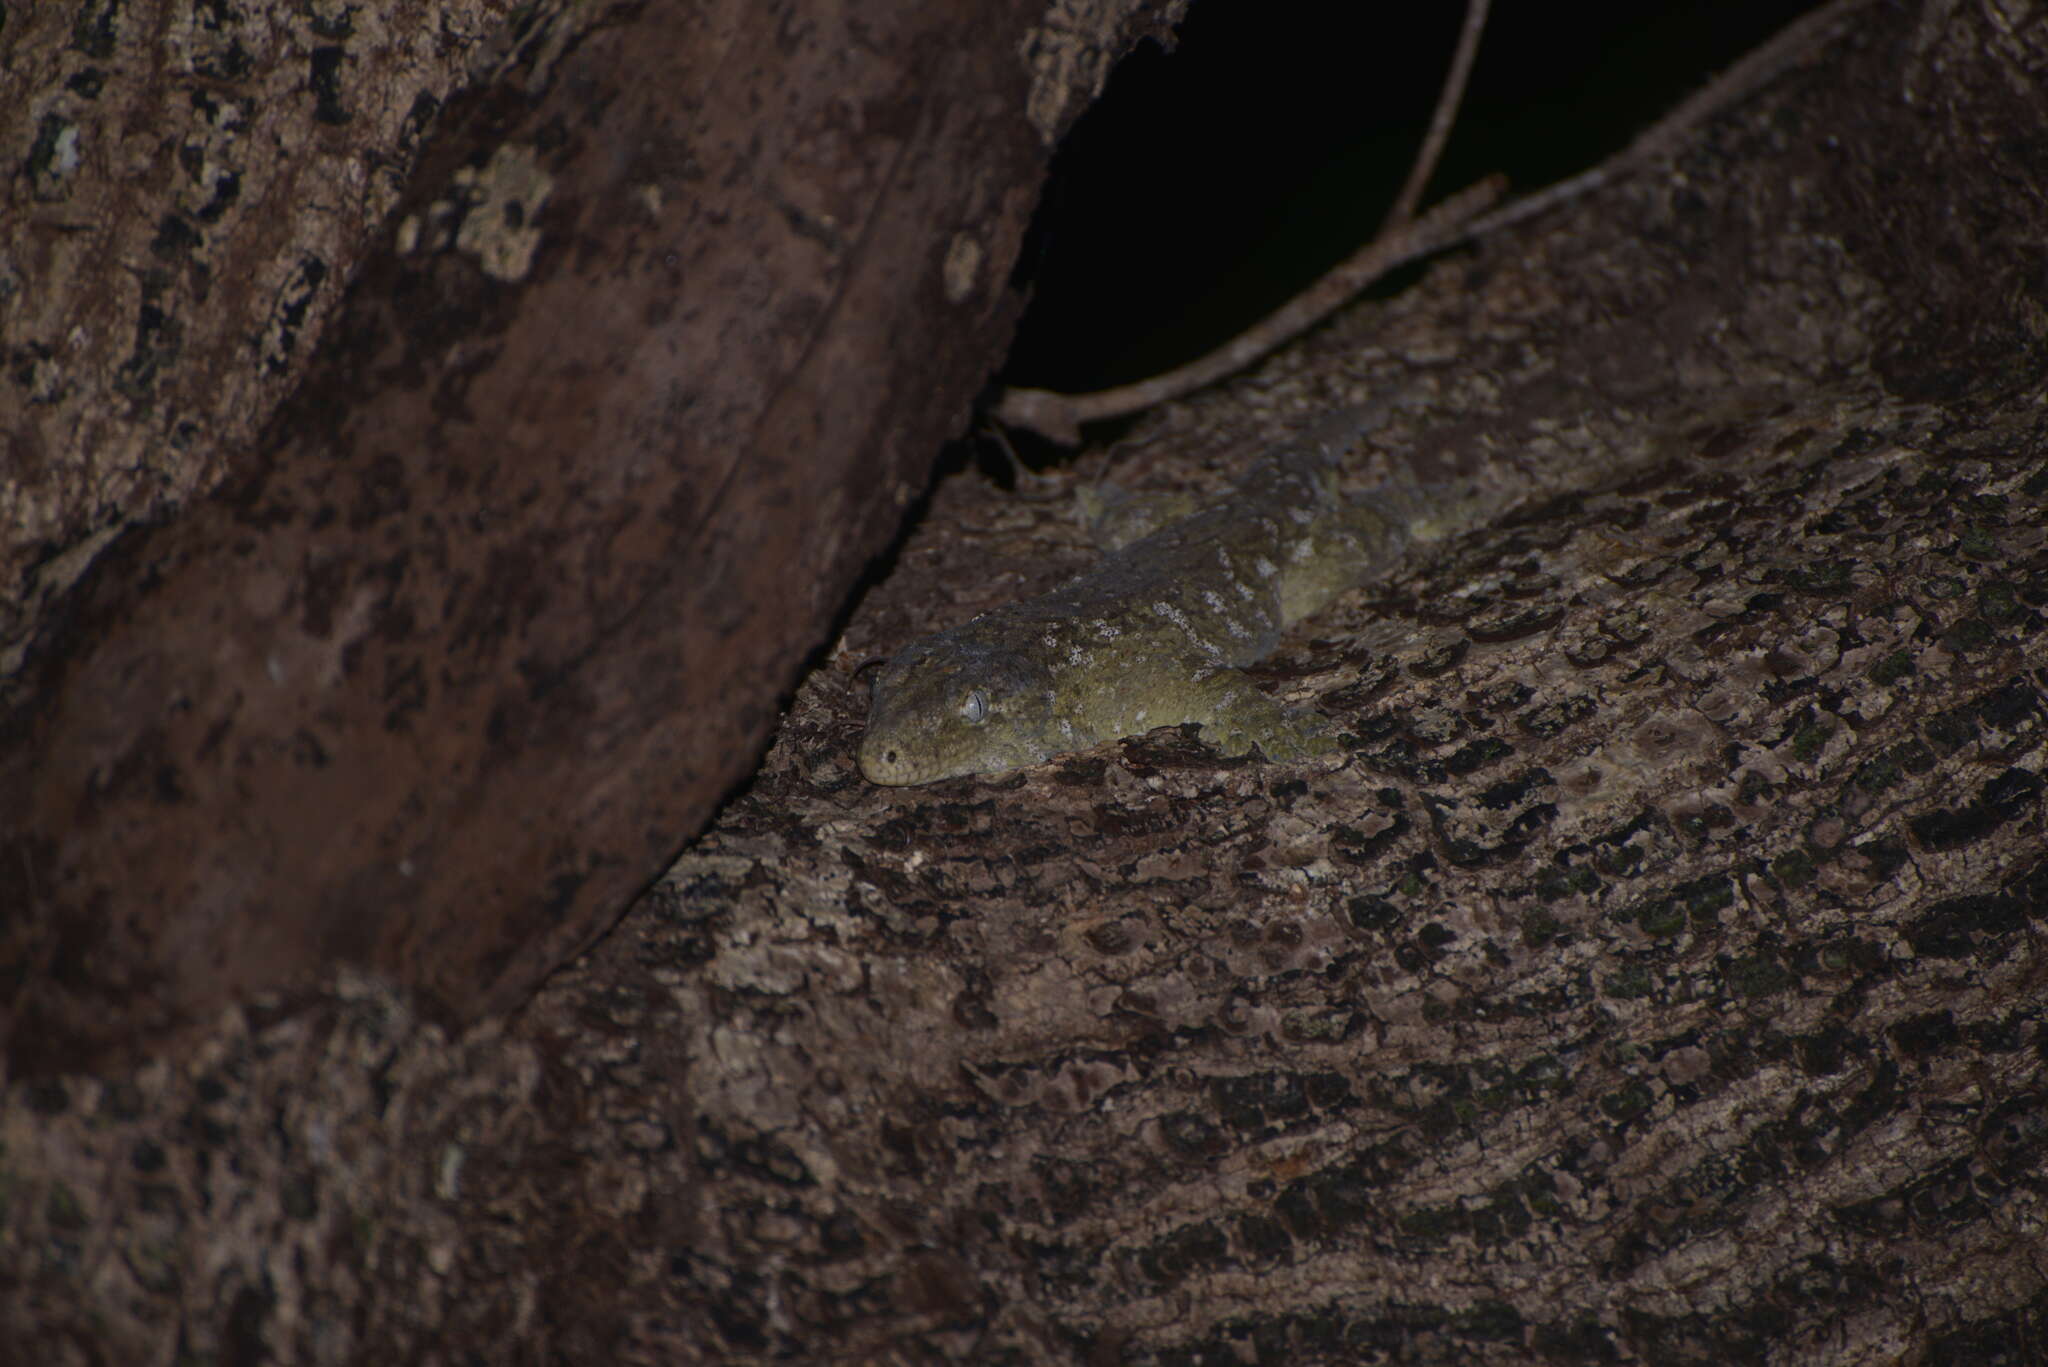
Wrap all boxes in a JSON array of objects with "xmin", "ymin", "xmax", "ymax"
[{"xmin": 961, "ymin": 688, "xmax": 989, "ymax": 724}]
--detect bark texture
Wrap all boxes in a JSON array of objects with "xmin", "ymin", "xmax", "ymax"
[
  {"xmin": 5, "ymin": 0, "xmax": 2048, "ymax": 1362},
  {"xmin": 0, "ymin": 0, "xmax": 1176, "ymax": 1074},
  {"xmin": 0, "ymin": 0, "xmax": 524, "ymax": 648}
]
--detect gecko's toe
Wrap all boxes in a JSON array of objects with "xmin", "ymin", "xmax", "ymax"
[{"xmin": 1269, "ymin": 709, "xmax": 1340, "ymax": 760}]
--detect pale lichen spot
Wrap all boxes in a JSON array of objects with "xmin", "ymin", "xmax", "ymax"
[
  {"xmin": 453, "ymin": 142, "xmax": 554, "ymax": 282},
  {"xmin": 943, "ymin": 232, "xmax": 984, "ymax": 303},
  {"xmin": 51, "ymin": 124, "xmax": 81, "ymax": 177}
]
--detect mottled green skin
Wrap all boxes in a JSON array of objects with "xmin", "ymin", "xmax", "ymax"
[{"xmin": 860, "ymin": 443, "xmax": 1423, "ymax": 785}]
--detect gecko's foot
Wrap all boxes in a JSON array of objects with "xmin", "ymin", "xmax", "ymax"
[
  {"xmin": 1203, "ymin": 706, "xmax": 1339, "ymax": 764},
  {"xmin": 1263, "ymin": 707, "xmax": 1342, "ymax": 762}
]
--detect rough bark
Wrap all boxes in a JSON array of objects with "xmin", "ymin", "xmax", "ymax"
[
  {"xmin": 0, "ymin": 0, "xmax": 525, "ymax": 648},
  {"xmin": 6, "ymin": 0, "xmax": 2048, "ymax": 1362},
  {"xmin": 0, "ymin": 0, "xmax": 1177, "ymax": 1074}
]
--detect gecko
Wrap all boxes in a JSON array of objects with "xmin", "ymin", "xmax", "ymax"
[{"xmin": 860, "ymin": 418, "xmax": 1485, "ymax": 785}]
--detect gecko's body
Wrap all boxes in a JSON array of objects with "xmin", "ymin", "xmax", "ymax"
[{"xmin": 861, "ymin": 434, "xmax": 1460, "ymax": 786}]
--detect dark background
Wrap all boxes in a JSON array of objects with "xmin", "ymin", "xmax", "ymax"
[{"xmin": 1001, "ymin": 0, "xmax": 1827, "ymax": 400}]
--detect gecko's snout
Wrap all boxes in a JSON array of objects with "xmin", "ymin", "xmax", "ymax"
[
  {"xmin": 858, "ymin": 734, "xmax": 915, "ymax": 786},
  {"xmin": 857, "ymin": 707, "xmax": 910, "ymax": 784},
  {"xmin": 860, "ymin": 738, "xmax": 891, "ymax": 780}
]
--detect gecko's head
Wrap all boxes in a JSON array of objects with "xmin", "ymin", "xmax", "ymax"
[{"xmin": 860, "ymin": 633, "xmax": 1062, "ymax": 785}]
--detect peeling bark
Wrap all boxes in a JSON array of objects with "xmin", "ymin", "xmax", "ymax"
[{"xmin": 5, "ymin": 0, "xmax": 2048, "ymax": 1363}]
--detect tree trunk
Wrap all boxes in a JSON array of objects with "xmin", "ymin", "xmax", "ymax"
[
  {"xmin": 0, "ymin": 0, "xmax": 1173, "ymax": 1074},
  {"xmin": 5, "ymin": 0, "xmax": 2047, "ymax": 1362}
]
